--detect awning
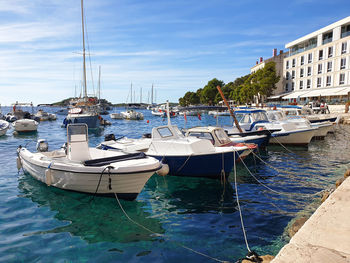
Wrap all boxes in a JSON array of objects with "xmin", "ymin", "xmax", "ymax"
[
  {"xmin": 299, "ymin": 87, "xmax": 350, "ymax": 98},
  {"xmin": 282, "ymin": 90, "xmax": 311, "ymax": 99},
  {"xmin": 267, "ymin": 93, "xmax": 290, "ymax": 99}
]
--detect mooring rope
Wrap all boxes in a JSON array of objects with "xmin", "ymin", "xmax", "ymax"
[
  {"xmin": 238, "ymin": 155, "xmax": 326, "ymax": 198},
  {"xmin": 265, "ymin": 129, "xmax": 296, "ymax": 155},
  {"xmin": 233, "ymin": 152, "xmax": 251, "ymax": 253},
  {"xmin": 112, "ymin": 193, "xmax": 229, "ymax": 263}
]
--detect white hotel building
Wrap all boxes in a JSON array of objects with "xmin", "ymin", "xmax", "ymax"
[{"xmin": 282, "ymin": 16, "xmax": 350, "ymax": 103}]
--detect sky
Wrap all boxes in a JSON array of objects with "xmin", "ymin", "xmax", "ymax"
[{"xmin": 0, "ymin": 0, "xmax": 349, "ymax": 105}]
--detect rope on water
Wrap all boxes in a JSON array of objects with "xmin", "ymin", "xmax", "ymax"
[
  {"xmin": 265, "ymin": 129, "xmax": 296, "ymax": 155},
  {"xmin": 238, "ymin": 155, "xmax": 326, "ymax": 198},
  {"xmin": 233, "ymin": 152, "xmax": 251, "ymax": 253},
  {"xmin": 113, "ymin": 192, "xmax": 229, "ymax": 263}
]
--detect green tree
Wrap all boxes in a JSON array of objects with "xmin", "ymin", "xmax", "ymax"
[{"xmin": 201, "ymin": 78, "xmax": 225, "ymax": 105}]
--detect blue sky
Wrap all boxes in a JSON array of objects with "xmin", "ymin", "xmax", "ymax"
[{"xmin": 0, "ymin": 0, "xmax": 349, "ymax": 105}]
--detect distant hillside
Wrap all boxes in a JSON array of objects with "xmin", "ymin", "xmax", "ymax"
[{"xmin": 50, "ymin": 97, "xmax": 113, "ymax": 107}]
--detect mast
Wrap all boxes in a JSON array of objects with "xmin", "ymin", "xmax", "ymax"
[
  {"xmin": 81, "ymin": 0, "xmax": 87, "ymax": 100},
  {"xmin": 130, "ymin": 83, "xmax": 133, "ymax": 103},
  {"xmin": 98, "ymin": 65, "xmax": 101, "ymax": 101},
  {"xmin": 151, "ymin": 84, "xmax": 154, "ymax": 104}
]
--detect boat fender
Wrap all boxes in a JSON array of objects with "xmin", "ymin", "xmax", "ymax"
[
  {"xmin": 45, "ymin": 169, "xmax": 52, "ymax": 186},
  {"xmin": 156, "ymin": 163, "xmax": 169, "ymax": 176},
  {"xmin": 16, "ymin": 157, "xmax": 22, "ymax": 170}
]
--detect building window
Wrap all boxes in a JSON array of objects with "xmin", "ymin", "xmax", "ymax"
[
  {"xmin": 317, "ymin": 77, "xmax": 322, "ymax": 87},
  {"xmin": 285, "ymin": 83, "xmax": 289, "ymax": 92},
  {"xmin": 300, "ymin": 56, "xmax": 304, "ymax": 65},
  {"xmin": 299, "ymin": 80, "xmax": 303, "ymax": 89},
  {"xmin": 318, "ymin": 64, "xmax": 322, "ymax": 74},
  {"xmin": 286, "ymin": 72, "xmax": 290, "ymax": 80},
  {"xmin": 308, "ymin": 53, "xmax": 312, "ymax": 63},
  {"xmin": 307, "ymin": 79, "xmax": 311, "ymax": 89},
  {"xmin": 291, "ymin": 82, "xmax": 295, "ymax": 90},
  {"xmin": 319, "ymin": 50, "xmax": 323, "ymax": 60},
  {"xmin": 327, "ymin": 61, "xmax": 332, "ymax": 72},
  {"xmin": 341, "ymin": 58, "xmax": 346, "ymax": 69},
  {"xmin": 340, "ymin": 73, "xmax": 345, "ymax": 85},
  {"xmin": 292, "ymin": 59, "xmax": 296, "ymax": 67},
  {"xmin": 342, "ymin": 42, "xmax": 347, "ymax": 54},
  {"xmin": 326, "ymin": 76, "xmax": 331, "ymax": 86},
  {"xmin": 307, "ymin": 66, "xmax": 311, "ymax": 76},
  {"xmin": 328, "ymin": 46, "xmax": 333, "ymax": 58},
  {"xmin": 300, "ymin": 68, "xmax": 304, "ymax": 77},
  {"xmin": 322, "ymin": 31, "xmax": 333, "ymax": 45},
  {"xmin": 292, "ymin": 70, "xmax": 295, "ymax": 79},
  {"xmin": 286, "ymin": 61, "xmax": 289, "ymax": 69}
]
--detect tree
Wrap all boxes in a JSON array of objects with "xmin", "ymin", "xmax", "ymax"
[{"xmin": 201, "ymin": 78, "xmax": 225, "ymax": 105}]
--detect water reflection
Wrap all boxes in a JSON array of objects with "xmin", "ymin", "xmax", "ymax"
[{"xmin": 17, "ymin": 174, "xmax": 165, "ymax": 244}]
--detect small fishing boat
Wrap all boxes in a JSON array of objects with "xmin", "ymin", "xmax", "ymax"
[
  {"xmin": 110, "ymin": 113, "xmax": 123, "ymax": 119},
  {"xmin": 233, "ymin": 109, "xmax": 316, "ymax": 146},
  {"xmin": 17, "ymin": 124, "xmax": 162, "ymax": 200},
  {"xmin": 35, "ymin": 109, "xmax": 57, "ymax": 121},
  {"xmin": 0, "ymin": 120, "xmax": 10, "ymax": 136},
  {"xmin": 13, "ymin": 119, "xmax": 39, "ymax": 133},
  {"xmin": 121, "ymin": 110, "xmax": 144, "ymax": 120}
]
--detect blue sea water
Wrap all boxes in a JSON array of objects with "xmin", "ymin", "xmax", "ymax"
[{"xmin": 0, "ymin": 106, "xmax": 349, "ymax": 262}]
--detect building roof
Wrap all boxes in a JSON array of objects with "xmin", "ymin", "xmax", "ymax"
[{"xmin": 285, "ymin": 16, "xmax": 350, "ymax": 49}]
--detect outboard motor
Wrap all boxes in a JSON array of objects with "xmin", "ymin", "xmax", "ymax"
[
  {"xmin": 36, "ymin": 139, "xmax": 49, "ymax": 152},
  {"xmin": 104, "ymin": 134, "xmax": 116, "ymax": 141}
]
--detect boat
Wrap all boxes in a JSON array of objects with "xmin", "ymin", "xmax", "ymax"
[
  {"xmin": 184, "ymin": 126, "xmax": 256, "ymax": 160},
  {"xmin": 35, "ymin": 109, "xmax": 57, "ymax": 121},
  {"xmin": 0, "ymin": 120, "xmax": 10, "ymax": 136},
  {"xmin": 110, "ymin": 112, "xmax": 123, "ymax": 119},
  {"xmin": 120, "ymin": 110, "xmax": 144, "ymax": 120},
  {"xmin": 99, "ymin": 102, "xmax": 251, "ymax": 178},
  {"xmin": 13, "ymin": 119, "xmax": 38, "ymax": 133},
  {"xmin": 266, "ymin": 110, "xmax": 333, "ymax": 140},
  {"xmin": 63, "ymin": 0, "xmax": 100, "ymax": 129},
  {"xmin": 55, "ymin": 108, "xmax": 69, "ymax": 115},
  {"xmin": 233, "ymin": 108, "xmax": 317, "ymax": 146},
  {"xmin": 17, "ymin": 123, "xmax": 162, "ymax": 200}
]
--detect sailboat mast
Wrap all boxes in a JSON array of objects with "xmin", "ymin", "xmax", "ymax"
[
  {"xmin": 151, "ymin": 84, "xmax": 153, "ymax": 104},
  {"xmin": 81, "ymin": 0, "xmax": 87, "ymax": 100},
  {"xmin": 98, "ymin": 65, "xmax": 101, "ymax": 101},
  {"xmin": 130, "ymin": 83, "xmax": 133, "ymax": 103}
]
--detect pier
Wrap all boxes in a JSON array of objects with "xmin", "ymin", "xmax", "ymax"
[{"xmin": 271, "ymin": 176, "xmax": 350, "ymax": 263}]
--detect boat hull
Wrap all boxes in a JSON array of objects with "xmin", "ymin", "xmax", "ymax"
[
  {"xmin": 13, "ymin": 119, "xmax": 38, "ymax": 132},
  {"xmin": 149, "ymin": 151, "xmax": 242, "ymax": 178},
  {"xmin": 19, "ymin": 150, "xmax": 159, "ymax": 201},
  {"xmin": 65, "ymin": 114, "xmax": 100, "ymax": 129},
  {"xmin": 269, "ymin": 129, "xmax": 315, "ymax": 146}
]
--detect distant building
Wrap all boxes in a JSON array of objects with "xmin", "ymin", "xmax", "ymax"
[
  {"xmin": 250, "ymin": 48, "xmax": 285, "ymax": 100},
  {"xmin": 282, "ymin": 16, "xmax": 350, "ymax": 103}
]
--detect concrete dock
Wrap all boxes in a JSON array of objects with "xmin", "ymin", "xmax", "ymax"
[{"xmin": 271, "ymin": 177, "xmax": 350, "ymax": 263}]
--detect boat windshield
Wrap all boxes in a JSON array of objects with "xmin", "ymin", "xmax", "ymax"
[
  {"xmin": 214, "ymin": 129, "xmax": 231, "ymax": 145},
  {"xmin": 67, "ymin": 124, "xmax": 88, "ymax": 142},
  {"xmin": 188, "ymin": 132, "xmax": 214, "ymax": 145},
  {"xmin": 251, "ymin": 112, "xmax": 268, "ymax": 122},
  {"xmin": 267, "ymin": 111, "xmax": 284, "ymax": 121},
  {"xmin": 235, "ymin": 113, "xmax": 251, "ymax": 124}
]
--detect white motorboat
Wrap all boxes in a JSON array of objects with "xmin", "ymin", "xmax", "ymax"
[
  {"xmin": 267, "ymin": 110, "xmax": 333, "ymax": 139},
  {"xmin": 234, "ymin": 109, "xmax": 316, "ymax": 146},
  {"xmin": 13, "ymin": 119, "xmax": 38, "ymax": 132},
  {"xmin": 121, "ymin": 110, "xmax": 144, "ymax": 120},
  {"xmin": 35, "ymin": 109, "xmax": 57, "ymax": 121},
  {"xmin": 110, "ymin": 113, "xmax": 123, "ymax": 119},
  {"xmin": 0, "ymin": 120, "xmax": 10, "ymax": 136},
  {"xmin": 17, "ymin": 124, "xmax": 162, "ymax": 200}
]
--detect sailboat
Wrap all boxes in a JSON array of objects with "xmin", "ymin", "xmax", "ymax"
[{"xmin": 63, "ymin": 0, "xmax": 100, "ymax": 129}]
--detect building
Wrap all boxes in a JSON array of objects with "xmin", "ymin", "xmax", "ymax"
[
  {"xmin": 283, "ymin": 16, "xmax": 350, "ymax": 103},
  {"xmin": 250, "ymin": 49, "xmax": 285, "ymax": 100}
]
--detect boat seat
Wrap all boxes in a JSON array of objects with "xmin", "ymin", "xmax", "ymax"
[{"xmin": 83, "ymin": 152, "xmax": 146, "ymax": 167}]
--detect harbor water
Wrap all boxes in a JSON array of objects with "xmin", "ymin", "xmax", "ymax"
[{"xmin": 1, "ymin": 107, "xmax": 349, "ymax": 262}]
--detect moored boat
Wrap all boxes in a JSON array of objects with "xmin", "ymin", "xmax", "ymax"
[
  {"xmin": 17, "ymin": 124, "xmax": 162, "ymax": 200},
  {"xmin": 13, "ymin": 119, "xmax": 38, "ymax": 133},
  {"xmin": 0, "ymin": 120, "xmax": 10, "ymax": 136}
]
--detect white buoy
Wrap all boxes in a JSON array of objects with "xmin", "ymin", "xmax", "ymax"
[
  {"xmin": 16, "ymin": 157, "xmax": 22, "ymax": 170},
  {"xmin": 156, "ymin": 163, "xmax": 169, "ymax": 176},
  {"xmin": 45, "ymin": 169, "xmax": 52, "ymax": 186}
]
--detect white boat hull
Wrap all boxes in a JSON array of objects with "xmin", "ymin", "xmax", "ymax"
[
  {"xmin": 18, "ymin": 148, "xmax": 161, "ymax": 200},
  {"xmin": 13, "ymin": 119, "xmax": 38, "ymax": 132},
  {"xmin": 270, "ymin": 129, "xmax": 315, "ymax": 146},
  {"xmin": 312, "ymin": 123, "xmax": 333, "ymax": 138}
]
